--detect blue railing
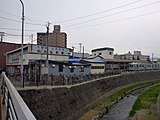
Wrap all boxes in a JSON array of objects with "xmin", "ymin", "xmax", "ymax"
[{"xmin": 1, "ymin": 72, "xmax": 36, "ymax": 120}]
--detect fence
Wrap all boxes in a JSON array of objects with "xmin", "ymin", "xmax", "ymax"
[{"xmin": 1, "ymin": 72, "xmax": 36, "ymax": 120}]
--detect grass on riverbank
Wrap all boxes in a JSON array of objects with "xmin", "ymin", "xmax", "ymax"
[
  {"xmin": 129, "ymin": 84, "xmax": 160, "ymax": 117},
  {"xmin": 79, "ymin": 80, "xmax": 160, "ymax": 120},
  {"xmin": 95, "ymin": 80, "xmax": 160, "ymax": 110}
]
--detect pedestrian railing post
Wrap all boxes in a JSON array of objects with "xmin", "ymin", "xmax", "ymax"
[{"xmin": 1, "ymin": 72, "xmax": 36, "ymax": 120}]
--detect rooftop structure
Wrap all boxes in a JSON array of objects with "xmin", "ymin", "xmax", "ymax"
[{"xmin": 91, "ymin": 47, "xmax": 114, "ymax": 59}]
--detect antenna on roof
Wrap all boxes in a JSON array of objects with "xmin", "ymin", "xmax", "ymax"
[{"xmin": 0, "ymin": 32, "xmax": 5, "ymax": 42}]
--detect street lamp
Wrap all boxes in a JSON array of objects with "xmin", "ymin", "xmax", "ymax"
[{"xmin": 19, "ymin": 0, "xmax": 24, "ymax": 87}]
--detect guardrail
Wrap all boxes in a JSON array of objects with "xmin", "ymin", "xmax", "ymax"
[{"xmin": 1, "ymin": 72, "xmax": 36, "ymax": 120}]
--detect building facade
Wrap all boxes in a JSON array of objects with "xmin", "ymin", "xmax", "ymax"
[
  {"xmin": 37, "ymin": 25, "xmax": 67, "ymax": 48},
  {"xmin": 6, "ymin": 44, "xmax": 69, "ymax": 74},
  {"xmin": 116, "ymin": 51, "xmax": 150, "ymax": 61},
  {"xmin": 91, "ymin": 47, "xmax": 114, "ymax": 59},
  {"xmin": 0, "ymin": 42, "xmax": 21, "ymax": 69},
  {"xmin": 6, "ymin": 44, "xmax": 91, "ymax": 78},
  {"xmin": 82, "ymin": 56, "xmax": 105, "ymax": 74}
]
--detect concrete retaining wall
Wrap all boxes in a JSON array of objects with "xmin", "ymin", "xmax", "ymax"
[{"xmin": 19, "ymin": 71, "xmax": 160, "ymax": 120}]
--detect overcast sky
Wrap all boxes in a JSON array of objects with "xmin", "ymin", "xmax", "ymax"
[{"xmin": 0, "ymin": 0, "xmax": 160, "ymax": 57}]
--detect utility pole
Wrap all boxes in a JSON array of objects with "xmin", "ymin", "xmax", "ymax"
[
  {"xmin": 72, "ymin": 46, "xmax": 75, "ymax": 58},
  {"xmin": 152, "ymin": 53, "xmax": 154, "ymax": 63},
  {"xmin": 82, "ymin": 46, "xmax": 84, "ymax": 59},
  {"xmin": 46, "ymin": 21, "xmax": 50, "ymax": 82},
  {"xmin": 29, "ymin": 34, "xmax": 34, "ymax": 44},
  {"xmin": 19, "ymin": 0, "xmax": 25, "ymax": 88},
  {"xmin": 152, "ymin": 53, "xmax": 154, "ymax": 70},
  {"xmin": 79, "ymin": 43, "xmax": 82, "ymax": 53},
  {"xmin": 0, "ymin": 32, "xmax": 5, "ymax": 42}
]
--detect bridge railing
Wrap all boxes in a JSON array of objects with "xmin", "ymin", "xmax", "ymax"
[{"xmin": 1, "ymin": 72, "xmax": 36, "ymax": 120}]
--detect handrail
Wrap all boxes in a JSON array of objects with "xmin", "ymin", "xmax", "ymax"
[{"xmin": 1, "ymin": 72, "xmax": 36, "ymax": 120}]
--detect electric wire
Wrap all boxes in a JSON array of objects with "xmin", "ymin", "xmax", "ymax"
[
  {"xmin": 5, "ymin": 33, "xmax": 35, "ymax": 37},
  {"xmin": 0, "ymin": 10, "xmax": 46, "ymax": 24},
  {"xmin": 65, "ymin": 10, "xmax": 160, "ymax": 30},
  {"xmin": 64, "ymin": 1, "xmax": 160, "ymax": 28},
  {"xmin": 56, "ymin": 0, "xmax": 144, "ymax": 23},
  {"xmin": 0, "ymin": 16, "xmax": 45, "ymax": 26},
  {"xmin": 0, "ymin": 27, "xmax": 41, "ymax": 32}
]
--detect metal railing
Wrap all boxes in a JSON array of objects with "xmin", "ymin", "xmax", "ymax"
[{"xmin": 1, "ymin": 72, "xmax": 36, "ymax": 120}]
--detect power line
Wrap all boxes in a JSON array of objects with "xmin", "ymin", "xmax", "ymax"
[
  {"xmin": 56, "ymin": 0, "xmax": 144, "ymax": 23},
  {"xmin": 0, "ymin": 10, "xmax": 46, "ymax": 24},
  {"xmin": 65, "ymin": 10, "xmax": 160, "ymax": 30},
  {"xmin": 0, "ymin": 15, "xmax": 45, "ymax": 26},
  {"xmin": 5, "ymin": 32, "xmax": 35, "ymax": 37},
  {"xmin": 0, "ymin": 27, "xmax": 41, "ymax": 32},
  {"xmin": 0, "ymin": 10, "xmax": 20, "ymax": 18},
  {"xmin": 25, "ymin": 16, "xmax": 47, "ymax": 24},
  {"xmin": 0, "ymin": 16, "xmax": 20, "ymax": 23},
  {"xmin": 65, "ymin": 1, "xmax": 160, "ymax": 28}
]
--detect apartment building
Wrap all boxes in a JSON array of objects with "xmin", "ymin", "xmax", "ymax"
[{"xmin": 37, "ymin": 25, "xmax": 67, "ymax": 48}]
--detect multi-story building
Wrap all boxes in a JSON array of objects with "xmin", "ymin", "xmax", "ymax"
[
  {"xmin": 116, "ymin": 51, "xmax": 150, "ymax": 61},
  {"xmin": 0, "ymin": 42, "xmax": 21, "ymax": 69},
  {"xmin": 91, "ymin": 47, "xmax": 114, "ymax": 59},
  {"xmin": 37, "ymin": 25, "xmax": 67, "ymax": 48},
  {"xmin": 6, "ymin": 44, "xmax": 69, "ymax": 73},
  {"xmin": 6, "ymin": 44, "xmax": 91, "ymax": 78}
]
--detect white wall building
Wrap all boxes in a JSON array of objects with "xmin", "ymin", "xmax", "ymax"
[
  {"xmin": 6, "ymin": 44, "xmax": 69, "ymax": 66},
  {"xmin": 91, "ymin": 47, "xmax": 114, "ymax": 59},
  {"xmin": 6, "ymin": 44, "xmax": 69, "ymax": 74}
]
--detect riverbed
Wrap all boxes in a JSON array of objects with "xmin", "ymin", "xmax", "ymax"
[{"xmin": 100, "ymin": 86, "xmax": 153, "ymax": 120}]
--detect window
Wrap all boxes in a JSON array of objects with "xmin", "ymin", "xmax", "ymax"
[
  {"xmin": 80, "ymin": 66, "xmax": 84, "ymax": 72},
  {"xmin": 99, "ymin": 53, "xmax": 102, "ymax": 55},
  {"xmin": 37, "ymin": 50, "xmax": 40, "ymax": 53},
  {"xmin": 91, "ymin": 66, "xmax": 104, "ymax": 69},
  {"xmin": 59, "ymin": 64, "xmax": 63, "ymax": 72},
  {"xmin": 109, "ymin": 52, "xmax": 112, "ymax": 55},
  {"xmin": 70, "ymin": 68, "xmax": 74, "ymax": 73},
  {"xmin": 61, "ymin": 52, "xmax": 64, "ymax": 54},
  {"xmin": 56, "ymin": 51, "xmax": 58, "ymax": 54}
]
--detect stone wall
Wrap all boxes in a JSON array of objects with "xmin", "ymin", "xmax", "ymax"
[{"xmin": 19, "ymin": 71, "xmax": 160, "ymax": 120}]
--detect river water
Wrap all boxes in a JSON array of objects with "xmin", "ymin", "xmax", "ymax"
[{"xmin": 100, "ymin": 86, "xmax": 151, "ymax": 120}]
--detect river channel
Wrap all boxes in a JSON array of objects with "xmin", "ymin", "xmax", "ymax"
[{"xmin": 100, "ymin": 84, "xmax": 157, "ymax": 120}]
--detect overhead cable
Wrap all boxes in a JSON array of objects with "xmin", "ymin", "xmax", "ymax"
[
  {"xmin": 65, "ymin": 1, "xmax": 160, "ymax": 27},
  {"xmin": 56, "ymin": 0, "xmax": 144, "ymax": 23}
]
